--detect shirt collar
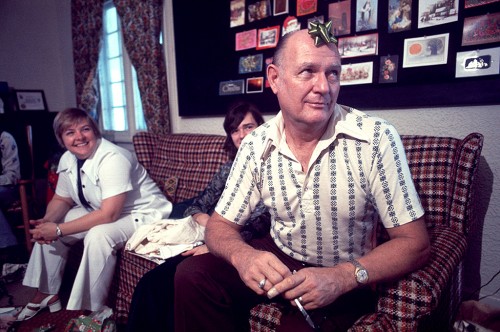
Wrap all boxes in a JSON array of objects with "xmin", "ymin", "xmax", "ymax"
[{"xmin": 261, "ymin": 104, "xmax": 370, "ymax": 160}]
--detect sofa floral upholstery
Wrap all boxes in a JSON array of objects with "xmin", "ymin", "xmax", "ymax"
[{"xmin": 110, "ymin": 132, "xmax": 484, "ymax": 331}]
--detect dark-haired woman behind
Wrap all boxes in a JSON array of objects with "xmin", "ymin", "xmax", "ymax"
[{"xmin": 126, "ymin": 101, "xmax": 271, "ymax": 332}]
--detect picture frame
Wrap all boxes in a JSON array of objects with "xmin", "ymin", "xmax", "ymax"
[
  {"xmin": 257, "ymin": 26, "xmax": 280, "ymax": 50},
  {"xmin": 462, "ymin": 13, "xmax": 500, "ymax": 46},
  {"xmin": 235, "ymin": 29, "xmax": 257, "ymax": 51},
  {"xmin": 239, "ymin": 54, "xmax": 264, "ymax": 74},
  {"xmin": 402, "ymin": 33, "xmax": 449, "ymax": 68},
  {"xmin": 246, "ymin": 77, "xmax": 264, "ymax": 93},
  {"xmin": 455, "ymin": 47, "xmax": 500, "ymax": 78},
  {"xmin": 219, "ymin": 80, "xmax": 245, "ymax": 96},
  {"xmin": 388, "ymin": 0, "xmax": 412, "ymax": 33},
  {"xmin": 338, "ymin": 33, "xmax": 379, "ymax": 58},
  {"xmin": 230, "ymin": 0, "xmax": 245, "ymax": 28},
  {"xmin": 328, "ymin": 0, "xmax": 352, "ymax": 36},
  {"xmin": 418, "ymin": 0, "xmax": 458, "ymax": 29},
  {"xmin": 15, "ymin": 89, "xmax": 47, "ymax": 111},
  {"xmin": 464, "ymin": 0, "xmax": 498, "ymax": 8},
  {"xmin": 340, "ymin": 62, "xmax": 374, "ymax": 85},
  {"xmin": 356, "ymin": 0, "xmax": 378, "ymax": 32},
  {"xmin": 297, "ymin": 0, "xmax": 317, "ymax": 16},
  {"xmin": 273, "ymin": 0, "xmax": 289, "ymax": 16},
  {"xmin": 379, "ymin": 55, "xmax": 399, "ymax": 83}
]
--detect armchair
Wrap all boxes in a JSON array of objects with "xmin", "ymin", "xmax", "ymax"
[{"xmin": 249, "ymin": 133, "xmax": 484, "ymax": 331}]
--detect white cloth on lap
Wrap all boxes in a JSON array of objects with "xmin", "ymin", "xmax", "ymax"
[{"xmin": 125, "ymin": 216, "xmax": 205, "ymax": 258}]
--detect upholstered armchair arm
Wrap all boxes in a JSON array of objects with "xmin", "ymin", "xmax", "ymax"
[{"xmin": 350, "ymin": 226, "xmax": 467, "ymax": 331}]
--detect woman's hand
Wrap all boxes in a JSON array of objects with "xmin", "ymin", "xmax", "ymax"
[
  {"xmin": 192, "ymin": 213, "xmax": 210, "ymax": 227},
  {"xmin": 182, "ymin": 244, "xmax": 209, "ymax": 256},
  {"xmin": 29, "ymin": 221, "xmax": 58, "ymax": 244}
]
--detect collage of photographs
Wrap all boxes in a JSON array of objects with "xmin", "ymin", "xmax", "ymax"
[{"xmin": 221, "ymin": 0, "xmax": 499, "ymax": 95}]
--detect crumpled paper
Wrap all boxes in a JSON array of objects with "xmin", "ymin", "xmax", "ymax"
[{"xmin": 125, "ymin": 216, "xmax": 205, "ymax": 259}]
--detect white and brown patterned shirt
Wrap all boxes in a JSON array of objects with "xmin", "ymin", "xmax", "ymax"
[{"xmin": 215, "ymin": 104, "xmax": 424, "ymax": 267}]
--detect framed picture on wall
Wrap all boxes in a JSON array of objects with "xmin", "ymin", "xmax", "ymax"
[
  {"xmin": 235, "ymin": 29, "xmax": 257, "ymax": 51},
  {"xmin": 403, "ymin": 33, "xmax": 449, "ymax": 67},
  {"xmin": 274, "ymin": 0, "xmax": 289, "ymax": 15},
  {"xmin": 230, "ymin": 0, "xmax": 246, "ymax": 27},
  {"xmin": 238, "ymin": 54, "xmax": 264, "ymax": 74},
  {"xmin": 246, "ymin": 77, "xmax": 264, "ymax": 93},
  {"xmin": 257, "ymin": 26, "xmax": 280, "ymax": 49},
  {"xmin": 15, "ymin": 90, "xmax": 48, "ymax": 111},
  {"xmin": 356, "ymin": 0, "xmax": 378, "ymax": 32},
  {"xmin": 462, "ymin": 13, "xmax": 500, "ymax": 46},
  {"xmin": 340, "ymin": 62, "xmax": 374, "ymax": 85},
  {"xmin": 328, "ymin": 0, "xmax": 351, "ymax": 36},
  {"xmin": 338, "ymin": 33, "xmax": 379, "ymax": 58},
  {"xmin": 455, "ymin": 47, "xmax": 500, "ymax": 77},
  {"xmin": 388, "ymin": 0, "xmax": 412, "ymax": 33},
  {"xmin": 418, "ymin": 0, "xmax": 458, "ymax": 29}
]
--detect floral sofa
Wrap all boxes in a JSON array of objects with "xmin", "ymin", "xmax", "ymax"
[{"xmin": 109, "ymin": 131, "xmax": 484, "ymax": 331}]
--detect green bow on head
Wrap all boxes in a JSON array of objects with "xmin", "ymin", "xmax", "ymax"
[{"xmin": 308, "ymin": 20, "xmax": 338, "ymax": 46}]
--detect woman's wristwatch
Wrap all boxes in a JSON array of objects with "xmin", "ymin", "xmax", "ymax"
[{"xmin": 56, "ymin": 224, "xmax": 64, "ymax": 238}]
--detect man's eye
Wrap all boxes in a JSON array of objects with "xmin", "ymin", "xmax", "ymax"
[{"xmin": 328, "ymin": 71, "xmax": 340, "ymax": 82}]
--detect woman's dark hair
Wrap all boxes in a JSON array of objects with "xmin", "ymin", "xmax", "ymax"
[
  {"xmin": 223, "ymin": 101, "xmax": 265, "ymax": 160},
  {"xmin": 53, "ymin": 108, "xmax": 102, "ymax": 148}
]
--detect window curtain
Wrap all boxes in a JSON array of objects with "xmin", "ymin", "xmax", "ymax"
[
  {"xmin": 71, "ymin": 0, "xmax": 171, "ymax": 134},
  {"xmin": 113, "ymin": 0, "xmax": 170, "ymax": 135},
  {"xmin": 71, "ymin": 0, "xmax": 103, "ymax": 118}
]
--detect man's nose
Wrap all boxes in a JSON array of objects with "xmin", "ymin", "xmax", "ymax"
[{"xmin": 314, "ymin": 74, "xmax": 330, "ymax": 93}]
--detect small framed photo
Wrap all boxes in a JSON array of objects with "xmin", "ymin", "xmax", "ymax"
[
  {"xmin": 219, "ymin": 80, "xmax": 245, "ymax": 96},
  {"xmin": 379, "ymin": 55, "xmax": 399, "ymax": 83},
  {"xmin": 338, "ymin": 33, "xmax": 379, "ymax": 59},
  {"xmin": 235, "ymin": 29, "xmax": 257, "ymax": 51},
  {"xmin": 465, "ymin": 0, "xmax": 498, "ymax": 8},
  {"xmin": 403, "ymin": 33, "xmax": 449, "ymax": 68},
  {"xmin": 248, "ymin": 0, "xmax": 271, "ymax": 22},
  {"xmin": 388, "ymin": 0, "xmax": 412, "ymax": 33},
  {"xmin": 340, "ymin": 62, "xmax": 374, "ymax": 85},
  {"xmin": 257, "ymin": 26, "xmax": 280, "ymax": 50},
  {"xmin": 329, "ymin": 0, "xmax": 351, "ymax": 36},
  {"xmin": 15, "ymin": 89, "xmax": 47, "ymax": 111},
  {"xmin": 455, "ymin": 47, "xmax": 500, "ymax": 78},
  {"xmin": 274, "ymin": 0, "xmax": 289, "ymax": 15},
  {"xmin": 246, "ymin": 77, "xmax": 264, "ymax": 93},
  {"xmin": 230, "ymin": 0, "xmax": 245, "ymax": 28},
  {"xmin": 239, "ymin": 54, "xmax": 264, "ymax": 74},
  {"xmin": 297, "ymin": 0, "xmax": 317, "ymax": 16},
  {"xmin": 418, "ymin": 0, "xmax": 458, "ymax": 29},
  {"xmin": 356, "ymin": 0, "xmax": 378, "ymax": 32},
  {"xmin": 462, "ymin": 13, "xmax": 500, "ymax": 46}
]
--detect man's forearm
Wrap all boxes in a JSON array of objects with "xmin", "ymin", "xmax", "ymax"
[{"xmin": 205, "ymin": 213, "xmax": 255, "ymax": 265}]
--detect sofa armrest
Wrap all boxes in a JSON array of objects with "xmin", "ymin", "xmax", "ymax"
[
  {"xmin": 249, "ymin": 227, "xmax": 468, "ymax": 331},
  {"xmin": 349, "ymin": 226, "xmax": 467, "ymax": 331}
]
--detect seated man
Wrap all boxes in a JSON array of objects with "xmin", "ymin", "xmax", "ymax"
[{"xmin": 172, "ymin": 23, "xmax": 430, "ymax": 331}]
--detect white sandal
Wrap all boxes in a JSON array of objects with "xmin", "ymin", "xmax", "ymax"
[{"xmin": 16, "ymin": 294, "xmax": 62, "ymax": 321}]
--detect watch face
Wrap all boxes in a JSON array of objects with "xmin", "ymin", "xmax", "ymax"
[{"xmin": 356, "ymin": 269, "xmax": 369, "ymax": 283}]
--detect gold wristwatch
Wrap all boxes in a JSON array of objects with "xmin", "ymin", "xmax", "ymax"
[{"xmin": 350, "ymin": 259, "xmax": 369, "ymax": 285}]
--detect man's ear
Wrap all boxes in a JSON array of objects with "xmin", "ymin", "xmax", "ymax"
[{"xmin": 267, "ymin": 64, "xmax": 279, "ymax": 94}]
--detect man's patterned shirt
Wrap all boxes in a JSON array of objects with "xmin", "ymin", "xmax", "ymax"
[{"xmin": 215, "ymin": 104, "xmax": 424, "ymax": 267}]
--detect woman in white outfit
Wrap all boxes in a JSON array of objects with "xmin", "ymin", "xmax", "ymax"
[{"xmin": 17, "ymin": 108, "xmax": 172, "ymax": 320}]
